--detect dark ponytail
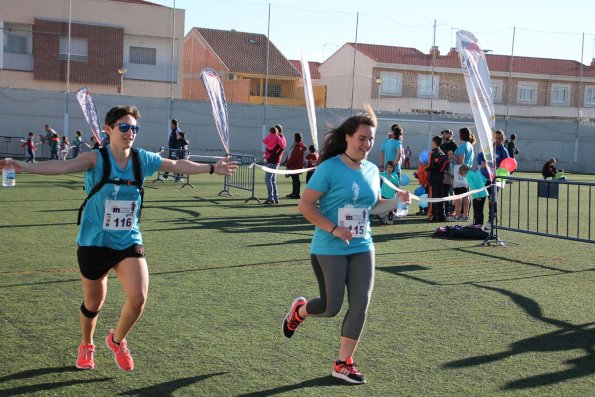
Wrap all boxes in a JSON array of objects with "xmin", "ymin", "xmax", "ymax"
[{"xmin": 318, "ymin": 105, "xmax": 377, "ymax": 164}]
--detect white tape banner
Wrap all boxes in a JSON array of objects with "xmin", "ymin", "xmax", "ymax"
[
  {"xmin": 250, "ymin": 163, "xmax": 316, "ymax": 175},
  {"xmin": 380, "ymin": 176, "xmax": 489, "ymax": 203}
]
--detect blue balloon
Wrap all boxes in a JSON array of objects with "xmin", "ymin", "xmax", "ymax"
[
  {"xmin": 419, "ymin": 150, "xmax": 429, "ymax": 164},
  {"xmin": 418, "ymin": 193, "xmax": 429, "ymax": 209},
  {"xmin": 399, "ymin": 173, "xmax": 410, "ymax": 186},
  {"xmin": 414, "ymin": 186, "xmax": 426, "ymax": 196}
]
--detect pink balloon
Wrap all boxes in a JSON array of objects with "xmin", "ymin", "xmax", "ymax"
[{"xmin": 500, "ymin": 157, "xmax": 517, "ymax": 173}]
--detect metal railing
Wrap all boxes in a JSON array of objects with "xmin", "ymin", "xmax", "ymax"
[
  {"xmin": 0, "ymin": 136, "xmax": 26, "ymax": 158},
  {"xmin": 218, "ymin": 154, "xmax": 259, "ymax": 203},
  {"xmin": 497, "ymin": 176, "xmax": 594, "ymax": 243}
]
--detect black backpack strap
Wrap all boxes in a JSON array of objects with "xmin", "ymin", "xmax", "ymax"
[
  {"xmin": 130, "ymin": 148, "xmax": 145, "ymax": 223},
  {"xmin": 77, "ymin": 147, "xmax": 111, "ymax": 225}
]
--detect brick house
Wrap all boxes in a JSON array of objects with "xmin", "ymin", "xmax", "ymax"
[{"xmin": 183, "ymin": 27, "xmax": 317, "ymax": 107}]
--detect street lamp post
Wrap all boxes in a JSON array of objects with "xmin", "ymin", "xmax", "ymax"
[
  {"xmin": 118, "ymin": 67, "xmax": 127, "ymax": 95},
  {"xmin": 374, "ymin": 75, "xmax": 383, "ymax": 112}
]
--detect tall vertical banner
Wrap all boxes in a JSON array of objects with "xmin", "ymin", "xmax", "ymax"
[
  {"xmin": 456, "ymin": 30, "xmax": 496, "ymax": 180},
  {"xmin": 75, "ymin": 87, "xmax": 102, "ymax": 145},
  {"xmin": 199, "ymin": 68, "xmax": 230, "ymax": 154},
  {"xmin": 300, "ymin": 54, "xmax": 318, "ymax": 150}
]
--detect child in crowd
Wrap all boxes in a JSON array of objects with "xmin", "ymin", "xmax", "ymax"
[
  {"xmin": 49, "ymin": 133, "xmax": 60, "ymax": 160},
  {"xmin": 542, "ymin": 158, "xmax": 564, "ymax": 180},
  {"xmin": 21, "ymin": 132, "xmax": 39, "ymax": 163},
  {"xmin": 60, "ymin": 136, "xmax": 71, "ymax": 161},
  {"xmin": 426, "ymin": 136, "xmax": 448, "ymax": 222},
  {"xmin": 458, "ymin": 164, "xmax": 488, "ymax": 227},
  {"xmin": 305, "ymin": 145, "xmax": 318, "ymax": 183},
  {"xmin": 414, "ymin": 161, "xmax": 429, "ymax": 216},
  {"xmin": 378, "ymin": 161, "xmax": 400, "ymax": 225}
]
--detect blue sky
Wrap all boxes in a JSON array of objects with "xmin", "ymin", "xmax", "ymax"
[{"xmin": 151, "ymin": 0, "xmax": 595, "ymax": 63}]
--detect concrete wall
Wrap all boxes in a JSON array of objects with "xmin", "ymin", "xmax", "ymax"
[{"xmin": 0, "ymin": 88, "xmax": 593, "ymax": 173}]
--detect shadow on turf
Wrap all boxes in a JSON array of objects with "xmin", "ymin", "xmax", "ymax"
[
  {"xmin": 119, "ymin": 372, "xmax": 226, "ymax": 396},
  {"xmin": 236, "ymin": 375, "xmax": 350, "ymax": 396},
  {"xmin": 0, "ymin": 366, "xmax": 78, "ymax": 382},
  {"xmin": 0, "ymin": 365, "xmax": 111, "ymax": 396},
  {"xmin": 443, "ymin": 284, "xmax": 595, "ymax": 390},
  {"xmin": 144, "ymin": 213, "xmax": 312, "ymax": 234}
]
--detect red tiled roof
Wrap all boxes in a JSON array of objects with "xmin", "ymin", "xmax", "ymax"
[
  {"xmin": 289, "ymin": 60, "xmax": 321, "ymax": 79},
  {"xmin": 195, "ymin": 28, "xmax": 300, "ymax": 78},
  {"xmin": 109, "ymin": 0, "xmax": 164, "ymax": 6},
  {"xmin": 348, "ymin": 43, "xmax": 595, "ymax": 78}
]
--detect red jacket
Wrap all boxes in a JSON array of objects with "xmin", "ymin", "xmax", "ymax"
[
  {"xmin": 263, "ymin": 133, "xmax": 286, "ymax": 163},
  {"xmin": 286, "ymin": 141, "xmax": 307, "ymax": 170}
]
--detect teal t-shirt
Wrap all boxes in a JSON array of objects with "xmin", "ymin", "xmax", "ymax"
[
  {"xmin": 307, "ymin": 156, "xmax": 380, "ymax": 255},
  {"xmin": 381, "ymin": 139, "xmax": 400, "ymax": 167},
  {"xmin": 379, "ymin": 171, "xmax": 399, "ymax": 199},
  {"xmin": 77, "ymin": 146, "xmax": 163, "ymax": 248},
  {"xmin": 464, "ymin": 169, "xmax": 488, "ymax": 199},
  {"xmin": 454, "ymin": 141, "xmax": 474, "ymax": 167}
]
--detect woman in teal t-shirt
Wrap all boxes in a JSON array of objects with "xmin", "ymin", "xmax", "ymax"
[
  {"xmin": 281, "ymin": 106, "xmax": 409, "ymax": 385},
  {"xmin": 0, "ymin": 105, "xmax": 237, "ymax": 372},
  {"xmin": 449, "ymin": 127, "xmax": 476, "ymax": 220}
]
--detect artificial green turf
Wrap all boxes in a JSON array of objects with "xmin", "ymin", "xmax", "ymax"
[{"xmin": 0, "ymin": 171, "xmax": 593, "ymax": 396}]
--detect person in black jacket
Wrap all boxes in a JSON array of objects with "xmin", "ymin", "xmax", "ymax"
[
  {"xmin": 426, "ymin": 136, "xmax": 448, "ymax": 222},
  {"xmin": 506, "ymin": 133, "xmax": 519, "ymax": 159},
  {"xmin": 163, "ymin": 119, "xmax": 181, "ymax": 180},
  {"xmin": 439, "ymin": 129, "xmax": 457, "ymax": 217}
]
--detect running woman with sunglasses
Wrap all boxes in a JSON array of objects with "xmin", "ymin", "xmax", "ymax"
[
  {"xmin": 283, "ymin": 106, "xmax": 410, "ymax": 384},
  {"xmin": 0, "ymin": 105, "xmax": 237, "ymax": 372}
]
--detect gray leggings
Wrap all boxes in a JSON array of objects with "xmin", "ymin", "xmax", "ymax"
[{"xmin": 305, "ymin": 251, "xmax": 375, "ymax": 340}]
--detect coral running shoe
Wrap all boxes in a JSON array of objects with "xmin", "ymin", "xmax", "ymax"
[
  {"xmin": 105, "ymin": 329, "xmax": 134, "ymax": 371},
  {"xmin": 76, "ymin": 344, "xmax": 95, "ymax": 370},
  {"xmin": 282, "ymin": 297, "xmax": 307, "ymax": 338},
  {"xmin": 332, "ymin": 357, "xmax": 367, "ymax": 384}
]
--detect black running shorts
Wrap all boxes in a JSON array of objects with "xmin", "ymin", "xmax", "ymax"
[{"xmin": 77, "ymin": 244, "xmax": 145, "ymax": 280}]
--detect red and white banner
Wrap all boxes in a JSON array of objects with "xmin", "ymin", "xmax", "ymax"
[
  {"xmin": 200, "ymin": 68, "xmax": 230, "ymax": 154},
  {"xmin": 456, "ymin": 30, "xmax": 496, "ymax": 180},
  {"xmin": 75, "ymin": 87, "xmax": 103, "ymax": 145}
]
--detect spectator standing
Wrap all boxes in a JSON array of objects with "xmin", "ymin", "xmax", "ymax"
[
  {"xmin": 305, "ymin": 145, "xmax": 318, "ymax": 183},
  {"xmin": 49, "ymin": 133, "xmax": 60, "ymax": 160},
  {"xmin": 506, "ymin": 133, "xmax": 519, "ymax": 159},
  {"xmin": 73, "ymin": 131, "xmax": 84, "ymax": 158},
  {"xmin": 477, "ymin": 130, "xmax": 509, "ymax": 228},
  {"xmin": 440, "ymin": 129, "xmax": 458, "ymax": 218},
  {"xmin": 86, "ymin": 136, "xmax": 101, "ymax": 151},
  {"xmin": 21, "ymin": 132, "xmax": 39, "ymax": 163},
  {"xmin": 43, "ymin": 124, "xmax": 57, "ymax": 144},
  {"xmin": 458, "ymin": 165, "xmax": 488, "ymax": 227},
  {"xmin": 378, "ymin": 160, "xmax": 400, "ymax": 225},
  {"xmin": 174, "ymin": 131, "xmax": 190, "ymax": 182},
  {"xmin": 426, "ymin": 136, "xmax": 447, "ymax": 222},
  {"xmin": 403, "ymin": 146, "xmax": 412, "ymax": 169},
  {"xmin": 262, "ymin": 126, "xmax": 286, "ymax": 204},
  {"xmin": 285, "ymin": 132, "xmax": 307, "ymax": 199},
  {"xmin": 163, "ymin": 119, "xmax": 181, "ymax": 180},
  {"xmin": 380, "ymin": 124, "xmax": 403, "ymax": 177},
  {"xmin": 60, "ymin": 136, "xmax": 71, "ymax": 161},
  {"xmin": 448, "ymin": 127, "xmax": 476, "ymax": 221}
]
